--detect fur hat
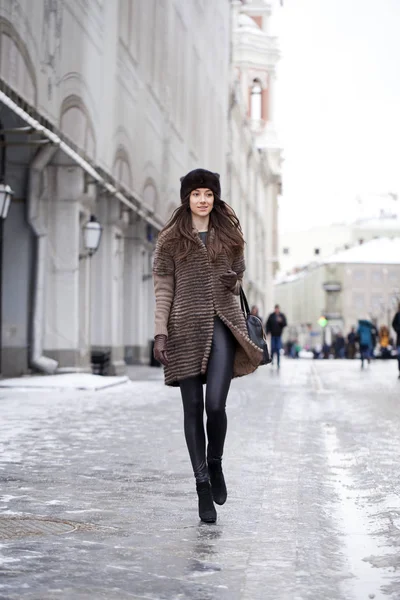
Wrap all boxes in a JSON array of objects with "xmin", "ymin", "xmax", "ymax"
[{"xmin": 180, "ymin": 169, "xmax": 221, "ymax": 201}]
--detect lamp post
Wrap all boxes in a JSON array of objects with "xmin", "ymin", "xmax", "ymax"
[
  {"xmin": 80, "ymin": 215, "xmax": 102, "ymax": 259},
  {"xmin": 79, "ymin": 214, "xmax": 102, "ymax": 373},
  {"xmin": 0, "ymin": 121, "xmax": 14, "ymax": 374}
]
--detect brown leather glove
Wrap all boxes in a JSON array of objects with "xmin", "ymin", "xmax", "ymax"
[
  {"xmin": 220, "ymin": 270, "xmax": 238, "ymax": 291},
  {"xmin": 153, "ymin": 334, "xmax": 169, "ymax": 366}
]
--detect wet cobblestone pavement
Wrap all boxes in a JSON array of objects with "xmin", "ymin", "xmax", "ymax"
[{"xmin": 0, "ymin": 359, "xmax": 400, "ymax": 599}]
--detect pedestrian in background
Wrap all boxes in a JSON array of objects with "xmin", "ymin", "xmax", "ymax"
[
  {"xmin": 392, "ymin": 304, "xmax": 400, "ymax": 378},
  {"xmin": 371, "ymin": 321, "xmax": 378, "ymax": 359},
  {"xmin": 266, "ymin": 304, "xmax": 287, "ymax": 369},
  {"xmin": 379, "ymin": 325, "xmax": 391, "ymax": 359},
  {"xmin": 322, "ymin": 341, "xmax": 331, "ymax": 359},
  {"xmin": 251, "ymin": 305, "xmax": 261, "ymax": 320},
  {"xmin": 347, "ymin": 327, "xmax": 357, "ymax": 359},
  {"xmin": 152, "ymin": 169, "xmax": 262, "ymax": 524},
  {"xmin": 334, "ymin": 332, "xmax": 345, "ymax": 359},
  {"xmin": 357, "ymin": 318, "xmax": 374, "ymax": 369}
]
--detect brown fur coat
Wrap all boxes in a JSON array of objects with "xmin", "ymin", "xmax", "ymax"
[{"xmin": 153, "ymin": 227, "xmax": 263, "ymax": 386}]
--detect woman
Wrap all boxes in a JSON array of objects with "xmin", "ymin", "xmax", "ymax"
[{"xmin": 152, "ymin": 169, "xmax": 262, "ymax": 523}]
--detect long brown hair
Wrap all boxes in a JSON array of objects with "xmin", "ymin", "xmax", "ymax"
[{"xmin": 161, "ymin": 194, "xmax": 244, "ymax": 262}]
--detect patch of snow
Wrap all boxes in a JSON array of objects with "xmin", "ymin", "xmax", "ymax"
[
  {"xmin": 325, "ymin": 237, "xmax": 400, "ymax": 265},
  {"xmin": 0, "ymin": 373, "xmax": 129, "ymax": 391}
]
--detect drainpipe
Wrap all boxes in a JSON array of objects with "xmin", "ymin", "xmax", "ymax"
[{"xmin": 27, "ymin": 145, "xmax": 58, "ymax": 374}]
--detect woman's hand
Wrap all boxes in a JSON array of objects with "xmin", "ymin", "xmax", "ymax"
[
  {"xmin": 220, "ymin": 270, "xmax": 238, "ymax": 291},
  {"xmin": 154, "ymin": 334, "xmax": 169, "ymax": 366}
]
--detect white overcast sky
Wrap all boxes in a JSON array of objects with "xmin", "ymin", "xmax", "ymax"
[{"xmin": 271, "ymin": 0, "xmax": 400, "ymax": 232}]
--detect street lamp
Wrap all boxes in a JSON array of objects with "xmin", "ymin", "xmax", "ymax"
[
  {"xmin": 81, "ymin": 214, "xmax": 102, "ymax": 259},
  {"xmin": 0, "ymin": 182, "xmax": 13, "ymax": 219}
]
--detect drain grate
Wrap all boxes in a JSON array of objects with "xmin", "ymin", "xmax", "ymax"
[{"xmin": 0, "ymin": 516, "xmax": 96, "ymax": 540}]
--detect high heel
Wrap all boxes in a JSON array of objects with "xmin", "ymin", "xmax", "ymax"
[{"xmin": 196, "ymin": 481, "xmax": 217, "ymax": 523}]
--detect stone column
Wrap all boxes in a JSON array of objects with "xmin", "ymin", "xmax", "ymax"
[
  {"xmin": 123, "ymin": 218, "xmax": 150, "ymax": 364},
  {"xmin": 90, "ymin": 194, "xmax": 126, "ymax": 375},
  {"xmin": 44, "ymin": 166, "xmax": 91, "ymax": 370}
]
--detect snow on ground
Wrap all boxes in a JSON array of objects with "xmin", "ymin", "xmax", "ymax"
[{"xmin": 0, "ymin": 373, "xmax": 129, "ymax": 391}]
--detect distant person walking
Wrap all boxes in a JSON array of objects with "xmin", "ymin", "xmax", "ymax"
[
  {"xmin": 266, "ymin": 305, "xmax": 287, "ymax": 369},
  {"xmin": 347, "ymin": 327, "xmax": 357, "ymax": 359},
  {"xmin": 392, "ymin": 304, "xmax": 400, "ymax": 378},
  {"xmin": 334, "ymin": 332, "xmax": 345, "ymax": 359},
  {"xmin": 379, "ymin": 325, "xmax": 391, "ymax": 359},
  {"xmin": 357, "ymin": 319, "xmax": 374, "ymax": 369}
]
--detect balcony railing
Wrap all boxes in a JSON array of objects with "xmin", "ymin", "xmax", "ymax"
[
  {"xmin": 322, "ymin": 312, "xmax": 343, "ymax": 321},
  {"xmin": 323, "ymin": 281, "xmax": 342, "ymax": 292}
]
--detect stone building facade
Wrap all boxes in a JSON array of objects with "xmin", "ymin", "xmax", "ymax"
[
  {"xmin": 229, "ymin": 0, "xmax": 281, "ymax": 319},
  {"xmin": 274, "ymin": 238, "xmax": 400, "ymax": 349},
  {"xmin": 0, "ymin": 0, "xmax": 280, "ymax": 377}
]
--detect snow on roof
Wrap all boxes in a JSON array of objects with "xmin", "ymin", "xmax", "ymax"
[
  {"xmin": 324, "ymin": 237, "xmax": 400, "ymax": 265},
  {"xmin": 353, "ymin": 218, "xmax": 400, "ymax": 231}
]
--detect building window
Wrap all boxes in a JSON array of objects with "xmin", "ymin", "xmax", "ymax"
[
  {"xmin": 149, "ymin": 0, "xmax": 165, "ymax": 91},
  {"xmin": 190, "ymin": 47, "xmax": 200, "ymax": 152},
  {"xmin": 371, "ymin": 294, "xmax": 383, "ymax": 310},
  {"xmin": 119, "ymin": 0, "xmax": 140, "ymax": 60},
  {"xmin": 353, "ymin": 293, "xmax": 365, "ymax": 310},
  {"xmin": 171, "ymin": 8, "xmax": 186, "ymax": 132},
  {"xmin": 250, "ymin": 80, "xmax": 262, "ymax": 121},
  {"xmin": 283, "ymin": 247, "xmax": 289, "ymax": 255},
  {"xmin": 353, "ymin": 269, "xmax": 365, "ymax": 282},
  {"xmin": 372, "ymin": 270, "xmax": 383, "ymax": 285},
  {"xmin": 314, "ymin": 248, "xmax": 320, "ymax": 255},
  {"xmin": 327, "ymin": 291, "xmax": 339, "ymax": 312}
]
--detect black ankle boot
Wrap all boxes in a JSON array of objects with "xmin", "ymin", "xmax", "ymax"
[
  {"xmin": 196, "ymin": 481, "xmax": 217, "ymax": 523},
  {"xmin": 208, "ymin": 458, "xmax": 227, "ymax": 505}
]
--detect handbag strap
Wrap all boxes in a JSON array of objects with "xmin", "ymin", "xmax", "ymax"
[{"xmin": 239, "ymin": 286, "xmax": 250, "ymax": 317}]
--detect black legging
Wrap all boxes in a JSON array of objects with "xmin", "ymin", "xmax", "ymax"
[{"xmin": 179, "ymin": 317, "xmax": 236, "ymax": 483}]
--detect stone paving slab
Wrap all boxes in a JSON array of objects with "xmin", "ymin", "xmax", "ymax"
[{"xmin": 0, "ymin": 359, "xmax": 399, "ymax": 599}]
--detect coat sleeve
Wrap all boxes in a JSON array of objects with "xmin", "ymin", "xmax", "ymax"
[
  {"xmin": 153, "ymin": 274, "xmax": 174, "ymax": 337},
  {"xmin": 231, "ymin": 251, "xmax": 246, "ymax": 296},
  {"xmin": 153, "ymin": 238, "xmax": 175, "ymax": 337},
  {"xmin": 153, "ymin": 237, "xmax": 175, "ymax": 276}
]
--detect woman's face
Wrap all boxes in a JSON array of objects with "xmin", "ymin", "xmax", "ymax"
[{"xmin": 189, "ymin": 188, "xmax": 214, "ymax": 218}]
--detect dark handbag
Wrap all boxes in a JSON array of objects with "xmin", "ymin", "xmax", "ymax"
[{"xmin": 240, "ymin": 287, "xmax": 271, "ymax": 365}]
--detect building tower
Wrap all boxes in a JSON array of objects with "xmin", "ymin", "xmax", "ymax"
[{"xmin": 230, "ymin": 0, "xmax": 282, "ymax": 313}]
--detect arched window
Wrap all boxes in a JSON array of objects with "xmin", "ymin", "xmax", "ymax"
[
  {"xmin": 0, "ymin": 19, "xmax": 37, "ymax": 105},
  {"xmin": 60, "ymin": 95, "xmax": 96, "ymax": 159},
  {"xmin": 250, "ymin": 79, "xmax": 262, "ymax": 121},
  {"xmin": 143, "ymin": 182, "xmax": 158, "ymax": 213},
  {"xmin": 113, "ymin": 147, "xmax": 132, "ymax": 191}
]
